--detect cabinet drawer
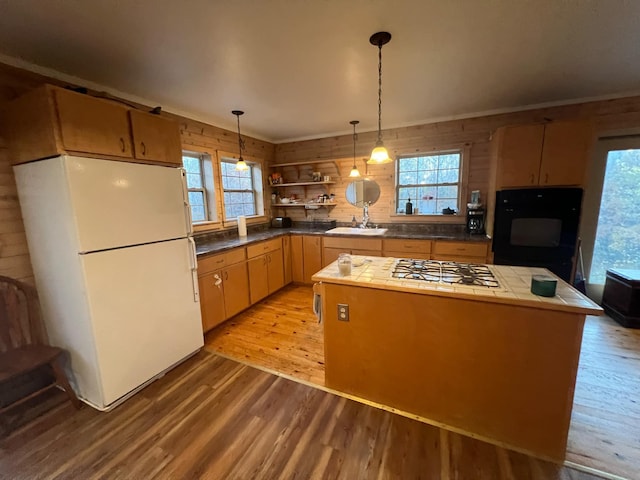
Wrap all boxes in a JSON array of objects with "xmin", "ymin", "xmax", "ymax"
[
  {"xmin": 247, "ymin": 238, "xmax": 282, "ymax": 259},
  {"xmin": 384, "ymin": 251, "xmax": 431, "ymax": 260},
  {"xmin": 323, "ymin": 236, "xmax": 382, "ymax": 251},
  {"xmin": 382, "ymin": 239, "xmax": 431, "ymax": 254},
  {"xmin": 198, "ymin": 247, "xmax": 246, "ymax": 274},
  {"xmin": 432, "ymin": 254, "xmax": 487, "ymax": 264},
  {"xmin": 432, "ymin": 241, "xmax": 488, "ymax": 258}
]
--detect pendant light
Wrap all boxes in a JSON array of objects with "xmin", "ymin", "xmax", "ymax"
[
  {"xmin": 349, "ymin": 120, "xmax": 361, "ymax": 178},
  {"xmin": 232, "ymin": 110, "xmax": 248, "ymax": 171},
  {"xmin": 367, "ymin": 31, "xmax": 392, "ymax": 165}
]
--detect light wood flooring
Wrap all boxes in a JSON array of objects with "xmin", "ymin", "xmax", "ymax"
[
  {"xmin": 2, "ymin": 351, "xmax": 604, "ymax": 479},
  {"xmin": 206, "ymin": 284, "xmax": 640, "ymax": 480}
]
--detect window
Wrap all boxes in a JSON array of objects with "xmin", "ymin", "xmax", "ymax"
[
  {"xmin": 589, "ymin": 148, "xmax": 640, "ymax": 284},
  {"xmin": 221, "ymin": 160, "xmax": 257, "ymax": 219},
  {"xmin": 396, "ymin": 151, "xmax": 461, "ymax": 214},
  {"xmin": 182, "ymin": 153, "xmax": 208, "ymax": 222}
]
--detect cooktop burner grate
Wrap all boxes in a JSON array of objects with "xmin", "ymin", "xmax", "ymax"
[{"xmin": 392, "ymin": 259, "xmax": 500, "ymax": 288}]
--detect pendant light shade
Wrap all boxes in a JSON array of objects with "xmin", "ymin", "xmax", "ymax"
[
  {"xmin": 349, "ymin": 120, "xmax": 361, "ymax": 178},
  {"xmin": 232, "ymin": 110, "xmax": 249, "ymax": 171},
  {"xmin": 367, "ymin": 31, "xmax": 392, "ymax": 165}
]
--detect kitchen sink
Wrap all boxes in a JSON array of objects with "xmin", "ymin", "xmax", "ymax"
[{"xmin": 324, "ymin": 227, "xmax": 388, "ymax": 236}]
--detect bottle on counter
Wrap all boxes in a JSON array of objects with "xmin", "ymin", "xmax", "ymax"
[
  {"xmin": 405, "ymin": 197, "xmax": 413, "ymax": 215},
  {"xmin": 351, "ymin": 215, "xmax": 357, "ymax": 227}
]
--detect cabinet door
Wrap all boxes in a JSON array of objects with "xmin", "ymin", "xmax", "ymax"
[
  {"xmin": 290, "ymin": 235, "xmax": 304, "ymax": 283},
  {"xmin": 248, "ymin": 256, "xmax": 269, "ymax": 304},
  {"xmin": 129, "ymin": 110, "xmax": 182, "ymax": 166},
  {"xmin": 323, "ymin": 247, "xmax": 345, "ymax": 267},
  {"xmin": 497, "ymin": 124, "xmax": 544, "ymax": 188},
  {"xmin": 303, "ymin": 235, "xmax": 323, "ymax": 284},
  {"xmin": 267, "ymin": 249, "xmax": 285, "ymax": 294},
  {"xmin": 54, "ymin": 88, "xmax": 133, "ymax": 158},
  {"xmin": 539, "ymin": 120, "xmax": 592, "ymax": 187},
  {"xmin": 198, "ymin": 272, "xmax": 225, "ymax": 332},
  {"xmin": 282, "ymin": 235, "xmax": 292, "ymax": 285},
  {"xmin": 222, "ymin": 262, "xmax": 250, "ymax": 318}
]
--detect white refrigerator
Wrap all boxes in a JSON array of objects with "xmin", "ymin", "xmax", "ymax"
[{"xmin": 14, "ymin": 155, "xmax": 204, "ymax": 411}]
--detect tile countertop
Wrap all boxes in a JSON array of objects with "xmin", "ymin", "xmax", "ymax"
[
  {"xmin": 195, "ymin": 227, "xmax": 490, "ymax": 257},
  {"xmin": 312, "ymin": 256, "xmax": 603, "ymax": 316}
]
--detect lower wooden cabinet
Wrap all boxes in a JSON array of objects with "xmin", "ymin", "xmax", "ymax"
[
  {"xmin": 248, "ymin": 256, "xmax": 269, "ymax": 304},
  {"xmin": 322, "ymin": 237, "xmax": 382, "ymax": 267},
  {"xmin": 247, "ymin": 238, "xmax": 285, "ymax": 303},
  {"xmin": 382, "ymin": 238, "xmax": 432, "ymax": 260},
  {"xmin": 197, "ymin": 247, "xmax": 250, "ymax": 333},
  {"xmin": 431, "ymin": 240, "xmax": 489, "ymax": 264},
  {"xmin": 198, "ymin": 272, "xmax": 226, "ymax": 332},
  {"xmin": 291, "ymin": 235, "xmax": 324, "ymax": 284},
  {"xmin": 282, "ymin": 235, "xmax": 292, "ymax": 285}
]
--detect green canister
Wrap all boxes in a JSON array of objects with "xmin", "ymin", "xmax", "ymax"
[{"xmin": 531, "ymin": 275, "xmax": 558, "ymax": 297}]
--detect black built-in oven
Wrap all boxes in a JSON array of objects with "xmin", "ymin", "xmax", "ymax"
[{"xmin": 492, "ymin": 188, "xmax": 583, "ymax": 282}]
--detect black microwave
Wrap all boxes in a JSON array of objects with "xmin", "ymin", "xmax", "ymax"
[{"xmin": 492, "ymin": 188, "xmax": 583, "ymax": 281}]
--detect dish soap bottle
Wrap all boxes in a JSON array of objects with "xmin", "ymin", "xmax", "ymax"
[
  {"xmin": 405, "ymin": 197, "xmax": 413, "ymax": 215},
  {"xmin": 351, "ymin": 215, "xmax": 357, "ymax": 227}
]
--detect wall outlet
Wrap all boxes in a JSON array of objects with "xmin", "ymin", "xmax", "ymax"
[{"xmin": 337, "ymin": 303, "xmax": 349, "ymax": 321}]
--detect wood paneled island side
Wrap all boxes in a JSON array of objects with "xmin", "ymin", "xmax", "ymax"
[{"xmin": 312, "ymin": 257, "xmax": 603, "ymax": 462}]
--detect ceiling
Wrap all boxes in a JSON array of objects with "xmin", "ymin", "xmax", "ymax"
[{"xmin": 1, "ymin": 0, "xmax": 640, "ymax": 143}]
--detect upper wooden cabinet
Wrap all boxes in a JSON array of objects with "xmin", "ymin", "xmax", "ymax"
[
  {"xmin": 53, "ymin": 87, "xmax": 133, "ymax": 159},
  {"xmin": 2, "ymin": 84, "xmax": 182, "ymax": 166},
  {"xmin": 129, "ymin": 109, "xmax": 182, "ymax": 165},
  {"xmin": 494, "ymin": 120, "xmax": 593, "ymax": 189}
]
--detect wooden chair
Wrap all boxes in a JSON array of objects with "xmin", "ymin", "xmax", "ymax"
[{"xmin": 0, "ymin": 275, "xmax": 81, "ymax": 428}]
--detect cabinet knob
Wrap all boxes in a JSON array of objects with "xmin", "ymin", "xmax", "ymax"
[
  {"xmin": 119, "ymin": 137, "xmax": 126, "ymax": 152},
  {"xmin": 141, "ymin": 141, "xmax": 146, "ymax": 156},
  {"xmin": 544, "ymin": 173, "xmax": 549, "ymax": 184},
  {"xmin": 530, "ymin": 173, "xmax": 534, "ymax": 184}
]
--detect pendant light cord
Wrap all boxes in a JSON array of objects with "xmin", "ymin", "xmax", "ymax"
[
  {"xmin": 236, "ymin": 113, "xmax": 245, "ymax": 159},
  {"xmin": 377, "ymin": 44, "xmax": 383, "ymax": 143},
  {"xmin": 353, "ymin": 123, "xmax": 357, "ymax": 161}
]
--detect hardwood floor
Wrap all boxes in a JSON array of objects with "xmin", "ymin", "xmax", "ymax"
[
  {"xmin": 206, "ymin": 284, "xmax": 325, "ymax": 385},
  {"xmin": 1, "ymin": 351, "xmax": 605, "ymax": 479},
  {"xmin": 205, "ymin": 284, "xmax": 640, "ymax": 480}
]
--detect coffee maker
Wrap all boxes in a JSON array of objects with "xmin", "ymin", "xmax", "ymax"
[{"xmin": 466, "ymin": 205, "xmax": 486, "ymax": 235}]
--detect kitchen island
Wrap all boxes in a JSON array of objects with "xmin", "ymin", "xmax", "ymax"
[{"xmin": 312, "ymin": 257, "xmax": 602, "ymax": 462}]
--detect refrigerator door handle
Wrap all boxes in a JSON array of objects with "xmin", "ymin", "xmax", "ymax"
[
  {"xmin": 179, "ymin": 168, "xmax": 193, "ymax": 236},
  {"xmin": 188, "ymin": 237, "xmax": 199, "ymax": 303}
]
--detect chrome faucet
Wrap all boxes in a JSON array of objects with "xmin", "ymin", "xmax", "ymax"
[{"xmin": 361, "ymin": 202, "xmax": 370, "ymax": 229}]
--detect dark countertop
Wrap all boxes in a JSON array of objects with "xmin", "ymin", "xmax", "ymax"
[{"xmin": 195, "ymin": 227, "xmax": 490, "ymax": 257}]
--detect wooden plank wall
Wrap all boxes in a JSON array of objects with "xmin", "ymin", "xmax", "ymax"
[
  {"xmin": 2, "ymin": 59, "xmax": 640, "ymax": 280},
  {"xmin": 273, "ymin": 97, "xmax": 640, "ymax": 223},
  {"xmin": 0, "ymin": 62, "xmax": 275, "ymax": 282}
]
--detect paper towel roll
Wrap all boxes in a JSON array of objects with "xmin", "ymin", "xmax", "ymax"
[{"xmin": 237, "ymin": 215, "xmax": 247, "ymax": 237}]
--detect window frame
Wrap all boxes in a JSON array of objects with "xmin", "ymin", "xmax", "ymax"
[
  {"xmin": 217, "ymin": 151, "xmax": 266, "ymax": 225},
  {"xmin": 393, "ymin": 146, "xmax": 469, "ymax": 218},
  {"xmin": 182, "ymin": 152, "xmax": 209, "ymax": 223},
  {"xmin": 220, "ymin": 159, "xmax": 258, "ymax": 220}
]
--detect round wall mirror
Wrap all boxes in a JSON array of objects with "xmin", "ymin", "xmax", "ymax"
[{"xmin": 345, "ymin": 179, "xmax": 381, "ymax": 207}]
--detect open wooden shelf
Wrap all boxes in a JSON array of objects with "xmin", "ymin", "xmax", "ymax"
[
  {"xmin": 273, "ymin": 202, "xmax": 337, "ymax": 208},
  {"xmin": 270, "ymin": 181, "xmax": 335, "ymax": 187},
  {"xmin": 271, "ymin": 159, "xmax": 340, "ymax": 169}
]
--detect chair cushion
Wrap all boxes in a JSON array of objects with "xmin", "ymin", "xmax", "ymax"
[{"xmin": 0, "ymin": 345, "xmax": 63, "ymax": 382}]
